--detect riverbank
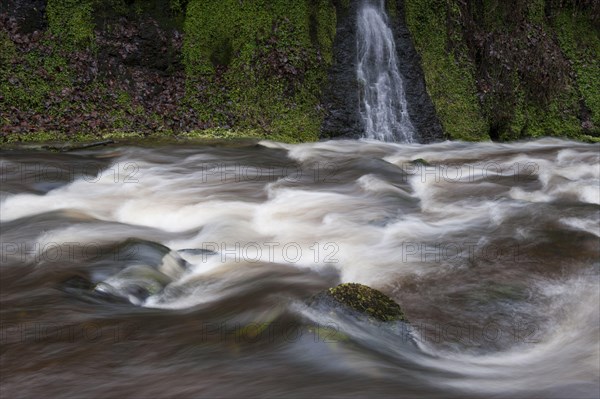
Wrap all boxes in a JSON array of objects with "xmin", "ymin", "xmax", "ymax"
[
  {"xmin": 2, "ymin": 128, "xmax": 599, "ymax": 152},
  {"xmin": 0, "ymin": 128, "xmax": 315, "ymax": 150},
  {"xmin": 2, "ymin": 0, "xmax": 598, "ymax": 144}
]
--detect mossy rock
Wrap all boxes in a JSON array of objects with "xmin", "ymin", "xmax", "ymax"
[
  {"xmin": 410, "ymin": 158, "xmax": 430, "ymax": 166},
  {"xmin": 325, "ymin": 283, "xmax": 406, "ymax": 322}
]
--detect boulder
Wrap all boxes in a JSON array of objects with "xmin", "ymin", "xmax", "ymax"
[{"xmin": 317, "ymin": 283, "xmax": 407, "ymax": 322}]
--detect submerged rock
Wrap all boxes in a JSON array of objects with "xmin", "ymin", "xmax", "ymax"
[
  {"xmin": 92, "ymin": 241, "xmax": 190, "ymax": 305},
  {"xmin": 94, "ymin": 262, "xmax": 180, "ymax": 306},
  {"xmin": 317, "ymin": 283, "xmax": 407, "ymax": 322},
  {"xmin": 60, "ymin": 239, "xmax": 192, "ymax": 305}
]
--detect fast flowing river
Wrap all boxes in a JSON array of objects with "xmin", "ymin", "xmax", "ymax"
[{"xmin": 1, "ymin": 138, "xmax": 599, "ymax": 398}]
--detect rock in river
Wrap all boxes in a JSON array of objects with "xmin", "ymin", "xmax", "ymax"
[{"xmin": 314, "ymin": 283, "xmax": 407, "ymax": 322}]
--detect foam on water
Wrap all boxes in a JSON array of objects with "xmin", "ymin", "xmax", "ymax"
[{"xmin": 1, "ymin": 139, "xmax": 598, "ymax": 397}]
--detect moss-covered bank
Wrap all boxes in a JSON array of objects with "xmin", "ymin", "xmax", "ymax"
[
  {"xmin": 405, "ymin": 0, "xmax": 487, "ymax": 140},
  {"xmin": 183, "ymin": 0, "xmax": 336, "ymax": 142},
  {"xmin": 1, "ymin": 0, "xmax": 338, "ymax": 143},
  {"xmin": 405, "ymin": 0, "xmax": 599, "ymax": 142},
  {"xmin": 1, "ymin": 0, "xmax": 598, "ymax": 143}
]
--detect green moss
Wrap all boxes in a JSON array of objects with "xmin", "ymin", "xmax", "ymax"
[
  {"xmin": 1, "ymin": 127, "xmax": 301, "ymax": 145},
  {"xmin": 386, "ymin": 0, "xmax": 398, "ymax": 19},
  {"xmin": 5, "ymin": 0, "xmax": 596, "ymax": 144},
  {"xmin": 2, "ymin": 131, "xmax": 69, "ymax": 144},
  {"xmin": 580, "ymin": 135, "xmax": 600, "ymax": 143},
  {"xmin": 1, "ymin": 1, "xmax": 83, "ymax": 121},
  {"xmin": 47, "ymin": 0, "xmax": 95, "ymax": 48},
  {"xmin": 405, "ymin": 0, "xmax": 597, "ymax": 141},
  {"xmin": 510, "ymin": 87, "xmax": 582, "ymax": 140},
  {"xmin": 181, "ymin": 128, "xmax": 264, "ymax": 141},
  {"xmin": 0, "ymin": 128, "xmax": 309, "ymax": 150},
  {"xmin": 553, "ymin": 10, "xmax": 600, "ymax": 132},
  {"xmin": 327, "ymin": 283, "xmax": 406, "ymax": 322},
  {"xmin": 6, "ymin": 130, "xmax": 167, "ymax": 145},
  {"xmin": 405, "ymin": 0, "xmax": 488, "ymax": 141},
  {"xmin": 0, "ymin": 31, "xmax": 15, "ymax": 64},
  {"xmin": 315, "ymin": 0, "xmax": 337, "ymax": 64},
  {"xmin": 527, "ymin": 0, "xmax": 546, "ymax": 25},
  {"xmin": 0, "ymin": 39, "xmax": 73, "ymax": 116},
  {"xmin": 183, "ymin": 0, "xmax": 336, "ymax": 141}
]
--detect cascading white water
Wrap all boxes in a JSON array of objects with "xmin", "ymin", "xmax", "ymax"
[{"xmin": 357, "ymin": 0, "xmax": 416, "ymax": 143}]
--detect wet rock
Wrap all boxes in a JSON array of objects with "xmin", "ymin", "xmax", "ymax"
[
  {"xmin": 316, "ymin": 283, "xmax": 407, "ymax": 322},
  {"xmin": 0, "ymin": 0, "xmax": 47, "ymax": 33},
  {"xmin": 320, "ymin": 0, "xmax": 363, "ymax": 139},
  {"xmin": 60, "ymin": 239, "xmax": 191, "ymax": 306},
  {"xmin": 91, "ymin": 240, "xmax": 190, "ymax": 305},
  {"xmin": 96, "ymin": 16, "xmax": 183, "ymax": 74}
]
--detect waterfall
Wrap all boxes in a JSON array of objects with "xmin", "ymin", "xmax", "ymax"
[{"xmin": 357, "ymin": 0, "xmax": 416, "ymax": 143}]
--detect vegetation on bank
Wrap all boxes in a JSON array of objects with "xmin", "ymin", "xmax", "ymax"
[
  {"xmin": 0, "ymin": 128, "xmax": 312, "ymax": 148},
  {"xmin": 1, "ymin": 0, "xmax": 335, "ymax": 144},
  {"xmin": 1, "ymin": 0, "xmax": 598, "ymax": 144},
  {"xmin": 1, "ymin": 0, "xmax": 198, "ymax": 142},
  {"xmin": 406, "ymin": 0, "xmax": 599, "ymax": 141},
  {"xmin": 183, "ymin": 0, "xmax": 335, "ymax": 142},
  {"xmin": 405, "ymin": 0, "xmax": 488, "ymax": 140}
]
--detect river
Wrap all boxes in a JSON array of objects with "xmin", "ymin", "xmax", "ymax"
[{"xmin": 1, "ymin": 138, "xmax": 598, "ymax": 398}]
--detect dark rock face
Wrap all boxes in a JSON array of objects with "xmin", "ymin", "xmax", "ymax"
[
  {"xmin": 0, "ymin": 0, "xmax": 47, "ymax": 33},
  {"xmin": 318, "ymin": 283, "xmax": 407, "ymax": 322},
  {"xmin": 321, "ymin": 0, "xmax": 363, "ymax": 139},
  {"xmin": 0, "ymin": 2, "xmax": 201, "ymax": 136},
  {"xmin": 97, "ymin": 17, "xmax": 183, "ymax": 74},
  {"xmin": 321, "ymin": 0, "xmax": 444, "ymax": 143}
]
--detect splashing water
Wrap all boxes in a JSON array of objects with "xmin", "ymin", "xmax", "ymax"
[{"xmin": 357, "ymin": 0, "xmax": 416, "ymax": 142}]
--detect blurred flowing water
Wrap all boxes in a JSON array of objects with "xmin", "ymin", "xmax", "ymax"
[
  {"xmin": 1, "ymin": 138, "xmax": 599, "ymax": 398},
  {"xmin": 357, "ymin": 0, "xmax": 415, "ymax": 142}
]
